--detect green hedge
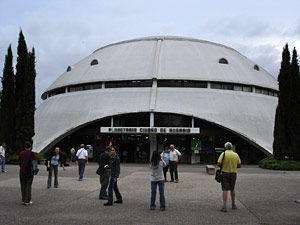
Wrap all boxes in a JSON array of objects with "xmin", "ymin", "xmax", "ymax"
[
  {"xmin": 259, "ymin": 157, "xmax": 300, "ymax": 170},
  {"xmin": 5, "ymin": 152, "xmax": 45, "ymax": 165}
]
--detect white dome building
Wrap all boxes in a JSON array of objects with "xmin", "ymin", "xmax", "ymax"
[{"xmin": 34, "ymin": 36, "xmax": 278, "ymax": 163}]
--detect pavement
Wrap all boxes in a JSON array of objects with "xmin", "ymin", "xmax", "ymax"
[{"xmin": 0, "ymin": 163, "xmax": 300, "ymax": 225}]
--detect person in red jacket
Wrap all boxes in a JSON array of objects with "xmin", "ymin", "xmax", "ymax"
[{"xmin": 19, "ymin": 141, "xmax": 37, "ymax": 206}]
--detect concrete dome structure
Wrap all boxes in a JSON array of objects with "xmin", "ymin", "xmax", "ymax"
[{"xmin": 34, "ymin": 36, "xmax": 278, "ymax": 162}]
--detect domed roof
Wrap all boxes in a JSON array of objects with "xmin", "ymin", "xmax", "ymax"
[{"xmin": 45, "ymin": 36, "xmax": 278, "ymax": 94}]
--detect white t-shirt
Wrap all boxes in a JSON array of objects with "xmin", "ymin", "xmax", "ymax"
[
  {"xmin": 169, "ymin": 149, "xmax": 181, "ymax": 161},
  {"xmin": 76, "ymin": 148, "xmax": 88, "ymax": 159},
  {"xmin": 0, "ymin": 146, "xmax": 5, "ymax": 157}
]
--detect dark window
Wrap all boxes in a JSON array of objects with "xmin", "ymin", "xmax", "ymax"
[
  {"xmin": 154, "ymin": 113, "xmax": 192, "ymax": 127},
  {"xmin": 66, "ymin": 66, "xmax": 71, "ymax": 72},
  {"xmin": 255, "ymin": 87, "xmax": 262, "ymax": 94},
  {"xmin": 211, "ymin": 82, "xmax": 233, "ymax": 90},
  {"xmin": 254, "ymin": 65, "xmax": 260, "ymax": 71},
  {"xmin": 113, "ymin": 113, "xmax": 150, "ymax": 127},
  {"xmin": 93, "ymin": 83, "xmax": 102, "ymax": 89},
  {"xmin": 274, "ymin": 92, "xmax": 278, "ymax": 97},
  {"xmin": 48, "ymin": 87, "xmax": 66, "ymax": 97},
  {"xmin": 243, "ymin": 86, "xmax": 252, "ymax": 92},
  {"xmin": 219, "ymin": 58, "xmax": 228, "ymax": 64},
  {"xmin": 157, "ymin": 80, "xmax": 207, "ymax": 88},
  {"xmin": 68, "ymin": 85, "xmax": 84, "ymax": 92},
  {"xmin": 90, "ymin": 59, "xmax": 99, "ymax": 66},
  {"xmin": 262, "ymin": 89, "xmax": 268, "ymax": 95},
  {"xmin": 105, "ymin": 80, "xmax": 152, "ymax": 88}
]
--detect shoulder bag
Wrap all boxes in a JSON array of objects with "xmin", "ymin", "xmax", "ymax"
[
  {"xmin": 30, "ymin": 152, "xmax": 39, "ymax": 176},
  {"xmin": 215, "ymin": 151, "xmax": 225, "ymax": 183}
]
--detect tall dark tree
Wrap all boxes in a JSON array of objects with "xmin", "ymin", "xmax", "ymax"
[
  {"xmin": 289, "ymin": 48, "xmax": 300, "ymax": 160},
  {"xmin": 0, "ymin": 45, "xmax": 16, "ymax": 151},
  {"xmin": 273, "ymin": 44, "xmax": 291, "ymax": 160},
  {"xmin": 15, "ymin": 30, "xmax": 31, "ymax": 151}
]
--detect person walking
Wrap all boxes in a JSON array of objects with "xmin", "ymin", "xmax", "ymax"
[
  {"xmin": 150, "ymin": 151, "xmax": 166, "ymax": 211},
  {"xmin": 160, "ymin": 147, "xmax": 170, "ymax": 182},
  {"xmin": 0, "ymin": 142, "xmax": 7, "ymax": 173},
  {"xmin": 47, "ymin": 147, "xmax": 66, "ymax": 188},
  {"xmin": 99, "ymin": 147, "xmax": 111, "ymax": 200},
  {"xmin": 70, "ymin": 147, "xmax": 76, "ymax": 165},
  {"xmin": 169, "ymin": 144, "xmax": 182, "ymax": 183},
  {"xmin": 217, "ymin": 142, "xmax": 241, "ymax": 212},
  {"xmin": 104, "ymin": 147, "xmax": 122, "ymax": 206},
  {"xmin": 76, "ymin": 144, "xmax": 88, "ymax": 181},
  {"xmin": 19, "ymin": 141, "xmax": 37, "ymax": 206}
]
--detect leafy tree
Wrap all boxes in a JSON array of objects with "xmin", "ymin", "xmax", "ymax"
[
  {"xmin": 0, "ymin": 45, "xmax": 16, "ymax": 151},
  {"xmin": 289, "ymin": 48, "xmax": 300, "ymax": 160},
  {"xmin": 273, "ymin": 44, "xmax": 291, "ymax": 160}
]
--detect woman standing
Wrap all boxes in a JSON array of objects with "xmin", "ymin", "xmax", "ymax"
[
  {"xmin": 150, "ymin": 151, "xmax": 166, "ymax": 211},
  {"xmin": 47, "ymin": 147, "xmax": 66, "ymax": 188},
  {"xmin": 160, "ymin": 147, "xmax": 170, "ymax": 182}
]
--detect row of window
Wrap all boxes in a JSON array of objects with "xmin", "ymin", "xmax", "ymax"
[
  {"xmin": 66, "ymin": 58, "xmax": 260, "ymax": 72},
  {"xmin": 44, "ymin": 79, "xmax": 278, "ymax": 99}
]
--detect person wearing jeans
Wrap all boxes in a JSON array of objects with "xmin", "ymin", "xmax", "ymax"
[
  {"xmin": 47, "ymin": 147, "xmax": 66, "ymax": 188},
  {"xmin": 150, "ymin": 151, "xmax": 166, "ymax": 211},
  {"xmin": 104, "ymin": 147, "xmax": 123, "ymax": 206},
  {"xmin": 160, "ymin": 147, "xmax": 170, "ymax": 182},
  {"xmin": 169, "ymin": 144, "xmax": 182, "ymax": 183},
  {"xmin": 76, "ymin": 144, "xmax": 88, "ymax": 181},
  {"xmin": 0, "ymin": 142, "xmax": 7, "ymax": 173}
]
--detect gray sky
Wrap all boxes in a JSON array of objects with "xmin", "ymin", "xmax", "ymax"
[{"xmin": 0, "ymin": 0, "xmax": 299, "ymax": 106}]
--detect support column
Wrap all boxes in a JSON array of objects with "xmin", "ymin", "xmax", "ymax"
[
  {"xmin": 150, "ymin": 112, "xmax": 154, "ymax": 127},
  {"xmin": 149, "ymin": 134, "xmax": 157, "ymax": 159},
  {"xmin": 111, "ymin": 117, "xmax": 114, "ymax": 127}
]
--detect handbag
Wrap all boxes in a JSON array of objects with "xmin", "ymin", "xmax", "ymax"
[
  {"xmin": 215, "ymin": 151, "xmax": 225, "ymax": 183},
  {"xmin": 96, "ymin": 165, "xmax": 104, "ymax": 176}
]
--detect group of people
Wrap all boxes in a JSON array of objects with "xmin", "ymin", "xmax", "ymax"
[{"xmin": 16, "ymin": 140, "xmax": 241, "ymax": 212}]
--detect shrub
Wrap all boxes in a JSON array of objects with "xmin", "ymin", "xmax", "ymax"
[
  {"xmin": 6, "ymin": 153, "xmax": 19, "ymax": 164},
  {"xmin": 259, "ymin": 157, "xmax": 300, "ymax": 170}
]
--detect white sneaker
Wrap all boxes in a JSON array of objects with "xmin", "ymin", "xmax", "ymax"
[{"xmin": 24, "ymin": 201, "xmax": 33, "ymax": 206}]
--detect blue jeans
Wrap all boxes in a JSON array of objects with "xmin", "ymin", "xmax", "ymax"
[
  {"xmin": 107, "ymin": 175, "xmax": 122, "ymax": 204},
  {"xmin": 78, "ymin": 159, "xmax": 86, "ymax": 179},
  {"xmin": 151, "ymin": 180, "xmax": 165, "ymax": 209},
  {"xmin": 1, "ymin": 156, "xmax": 5, "ymax": 172}
]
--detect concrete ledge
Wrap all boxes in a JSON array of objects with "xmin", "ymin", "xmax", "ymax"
[{"xmin": 206, "ymin": 165, "xmax": 215, "ymax": 175}]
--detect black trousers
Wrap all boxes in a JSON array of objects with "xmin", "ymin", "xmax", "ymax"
[
  {"xmin": 107, "ymin": 175, "xmax": 122, "ymax": 204},
  {"xmin": 169, "ymin": 161, "xmax": 178, "ymax": 181},
  {"xmin": 163, "ymin": 165, "xmax": 169, "ymax": 181},
  {"xmin": 47, "ymin": 164, "xmax": 58, "ymax": 188},
  {"xmin": 20, "ymin": 172, "xmax": 33, "ymax": 203}
]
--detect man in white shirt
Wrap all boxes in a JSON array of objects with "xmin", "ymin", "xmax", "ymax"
[
  {"xmin": 169, "ymin": 144, "xmax": 182, "ymax": 183},
  {"xmin": 0, "ymin": 142, "xmax": 7, "ymax": 173},
  {"xmin": 76, "ymin": 144, "xmax": 88, "ymax": 181}
]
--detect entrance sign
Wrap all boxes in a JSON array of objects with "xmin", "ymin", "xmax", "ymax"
[
  {"xmin": 100, "ymin": 127, "xmax": 200, "ymax": 134},
  {"xmin": 191, "ymin": 140, "xmax": 202, "ymax": 151}
]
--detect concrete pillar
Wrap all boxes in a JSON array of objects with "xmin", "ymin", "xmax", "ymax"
[
  {"xmin": 150, "ymin": 112, "xmax": 154, "ymax": 127},
  {"xmin": 111, "ymin": 117, "xmax": 114, "ymax": 127},
  {"xmin": 149, "ymin": 134, "xmax": 157, "ymax": 159}
]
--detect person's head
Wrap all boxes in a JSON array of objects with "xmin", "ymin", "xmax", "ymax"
[
  {"xmin": 25, "ymin": 141, "xmax": 31, "ymax": 150},
  {"xmin": 224, "ymin": 142, "xmax": 233, "ymax": 150},
  {"xmin": 111, "ymin": 147, "xmax": 116, "ymax": 156},
  {"xmin": 54, "ymin": 147, "xmax": 60, "ymax": 155},
  {"xmin": 80, "ymin": 144, "xmax": 85, "ymax": 149},
  {"xmin": 164, "ymin": 147, "xmax": 169, "ymax": 153},
  {"xmin": 2, "ymin": 142, "xmax": 6, "ymax": 148},
  {"xmin": 105, "ymin": 146, "xmax": 111, "ymax": 153},
  {"xmin": 150, "ymin": 151, "xmax": 161, "ymax": 167},
  {"xmin": 170, "ymin": 144, "xmax": 175, "ymax": 151}
]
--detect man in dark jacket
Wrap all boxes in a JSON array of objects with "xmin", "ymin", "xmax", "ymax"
[
  {"xmin": 99, "ymin": 147, "xmax": 111, "ymax": 200},
  {"xmin": 19, "ymin": 141, "xmax": 37, "ymax": 206},
  {"xmin": 104, "ymin": 147, "xmax": 123, "ymax": 206}
]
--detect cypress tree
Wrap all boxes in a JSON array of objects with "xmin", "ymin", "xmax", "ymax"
[
  {"xmin": 0, "ymin": 45, "xmax": 16, "ymax": 151},
  {"xmin": 273, "ymin": 44, "xmax": 291, "ymax": 160},
  {"xmin": 27, "ymin": 48, "xmax": 36, "ymax": 139},
  {"xmin": 289, "ymin": 48, "xmax": 300, "ymax": 160},
  {"xmin": 15, "ymin": 30, "xmax": 29, "ymax": 151}
]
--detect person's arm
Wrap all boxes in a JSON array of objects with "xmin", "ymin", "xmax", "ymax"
[
  {"xmin": 176, "ymin": 150, "xmax": 182, "ymax": 163},
  {"xmin": 217, "ymin": 153, "xmax": 224, "ymax": 167},
  {"xmin": 237, "ymin": 156, "xmax": 241, "ymax": 168},
  {"xmin": 115, "ymin": 157, "xmax": 120, "ymax": 181},
  {"xmin": 85, "ymin": 151, "xmax": 88, "ymax": 165}
]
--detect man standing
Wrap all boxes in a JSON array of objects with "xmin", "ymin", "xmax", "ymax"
[
  {"xmin": 104, "ymin": 147, "xmax": 123, "ymax": 206},
  {"xmin": 217, "ymin": 142, "xmax": 241, "ymax": 212},
  {"xmin": 19, "ymin": 141, "xmax": 37, "ymax": 205},
  {"xmin": 99, "ymin": 147, "xmax": 111, "ymax": 200},
  {"xmin": 160, "ymin": 147, "xmax": 170, "ymax": 182},
  {"xmin": 76, "ymin": 144, "xmax": 88, "ymax": 181},
  {"xmin": 169, "ymin": 144, "xmax": 182, "ymax": 183},
  {"xmin": 0, "ymin": 142, "xmax": 7, "ymax": 173}
]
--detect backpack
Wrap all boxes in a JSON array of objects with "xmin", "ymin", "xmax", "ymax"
[{"xmin": 29, "ymin": 152, "xmax": 39, "ymax": 176}]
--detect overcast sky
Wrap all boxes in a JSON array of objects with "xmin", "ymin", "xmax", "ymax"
[{"xmin": 0, "ymin": 0, "xmax": 299, "ymax": 106}]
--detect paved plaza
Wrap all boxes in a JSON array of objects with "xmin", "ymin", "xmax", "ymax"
[{"xmin": 0, "ymin": 163, "xmax": 299, "ymax": 225}]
